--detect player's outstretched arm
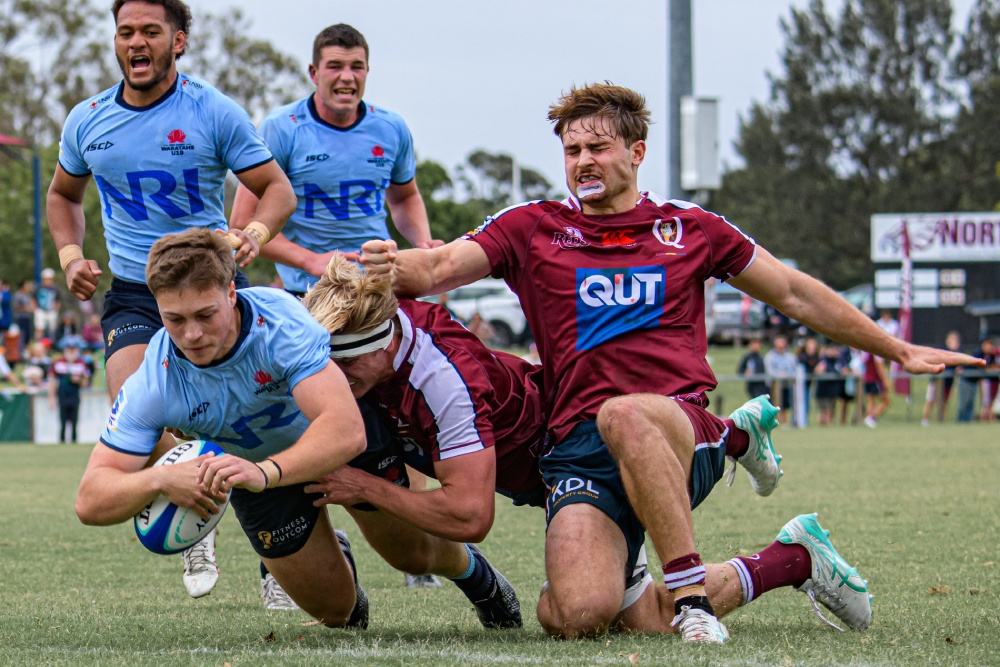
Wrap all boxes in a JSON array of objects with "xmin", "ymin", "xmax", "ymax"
[
  {"xmin": 76, "ymin": 443, "xmax": 224, "ymax": 526},
  {"xmin": 359, "ymin": 238, "xmax": 491, "ymax": 297},
  {"xmin": 307, "ymin": 447, "xmax": 497, "ymax": 543},
  {"xmin": 729, "ymin": 248, "xmax": 984, "ymax": 374},
  {"xmin": 226, "ymin": 161, "xmax": 297, "ymax": 267},
  {"xmin": 47, "ymin": 164, "xmax": 102, "ymax": 301}
]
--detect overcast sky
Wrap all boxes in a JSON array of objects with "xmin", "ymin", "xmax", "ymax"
[{"xmin": 213, "ymin": 0, "xmax": 976, "ymax": 198}]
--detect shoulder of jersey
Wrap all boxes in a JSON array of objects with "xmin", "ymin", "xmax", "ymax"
[
  {"xmin": 363, "ymin": 102, "xmax": 407, "ymax": 127},
  {"xmin": 76, "ymin": 83, "xmax": 121, "ymax": 114},
  {"xmin": 264, "ymin": 97, "xmax": 311, "ymax": 127},
  {"xmin": 464, "ymin": 199, "xmax": 556, "ymax": 237},
  {"xmin": 176, "ymin": 74, "xmax": 222, "ymax": 101}
]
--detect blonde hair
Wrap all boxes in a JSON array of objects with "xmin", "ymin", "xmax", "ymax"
[
  {"xmin": 548, "ymin": 82, "xmax": 651, "ymax": 145},
  {"xmin": 301, "ymin": 254, "xmax": 398, "ymax": 334}
]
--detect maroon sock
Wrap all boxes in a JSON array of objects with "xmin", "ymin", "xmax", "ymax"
[
  {"xmin": 724, "ymin": 418, "xmax": 749, "ymax": 458},
  {"xmin": 734, "ymin": 542, "xmax": 811, "ymax": 602}
]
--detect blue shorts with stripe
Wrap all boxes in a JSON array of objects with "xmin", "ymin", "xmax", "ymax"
[{"xmin": 539, "ymin": 401, "xmax": 729, "ymax": 578}]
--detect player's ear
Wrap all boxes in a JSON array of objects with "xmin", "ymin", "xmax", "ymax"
[
  {"xmin": 631, "ymin": 140, "xmax": 646, "ymax": 168},
  {"xmin": 172, "ymin": 29, "xmax": 186, "ymax": 58},
  {"xmin": 308, "ymin": 63, "xmax": 318, "ymax": 85},
  {"xmin": 228, "ymin": 282, "xmax": 237, "ymax": 306}
]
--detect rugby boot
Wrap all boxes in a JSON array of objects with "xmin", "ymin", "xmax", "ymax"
[
  {"xmin": 776, "ymin": 513, "xmax": 872, "ymax": 631},
  {"xmin": 181, "ymin": 528, "xmax": 219, "ymax": 598},
  {"xmin": 727, "ymin": 395, "xmax": 783, "ymax": 495},
  {"xmin": 261, "ymin": 573, "xmax": 299, "ymax": 610},
  {"xmin": 405, "ymin": 573, "xmax": 443, "ymax": 588},
  {"xmin": 468, "ymin": 544, "xmax": 522, "ymax": 629},
  {"xmin": 335, "ymin": 529, "xmax": 369, "ymax": 629},
  {"xmin": 670, "ymin": 606, "xmax": 729, "ymax": 643}
]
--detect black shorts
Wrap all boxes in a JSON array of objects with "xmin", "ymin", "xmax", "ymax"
[
  {"xmin": 230, "ymin": 482, "xmax": 323, "ymax": 558},
  {"xmin": 102, "ymin": 275, "xmax": 249, "ymax": 359}
]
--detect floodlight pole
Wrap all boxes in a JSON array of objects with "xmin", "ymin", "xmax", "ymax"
[
  {"xmin": 668, "ymin": 0, "xmax": 692, "ymax": 199},
  {"xmin": 33, "ymin": 150, "xmax": 42, "ymax": 285}
]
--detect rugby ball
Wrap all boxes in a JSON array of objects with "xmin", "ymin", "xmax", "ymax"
[{"xmin": 134, "ymin": 440, "xmax": 230, "ymax": 555}]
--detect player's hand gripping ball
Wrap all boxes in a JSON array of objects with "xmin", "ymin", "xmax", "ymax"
[{"xmin": 134, "ymin": 440, "xmax": 230, "ymax": 555}]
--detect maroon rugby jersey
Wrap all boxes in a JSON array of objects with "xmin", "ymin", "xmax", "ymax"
[
  {"xmin": 371, "ymin": 299, "xmax": 545, "ymax": 494},
  {"xmin": 465, "ymin": 193, "xmax": 757, "ymax": 443}
]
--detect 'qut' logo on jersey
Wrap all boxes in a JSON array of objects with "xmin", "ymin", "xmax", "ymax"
[{"xmin": 575, "ymin": 265, "xmax": 666, "ymax": 351}]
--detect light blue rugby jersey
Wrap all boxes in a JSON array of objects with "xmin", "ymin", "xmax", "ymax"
[
  {"xmin": 58, "ymin": 75, "xmax": 274, "ymax": 284},
  {"xmin": 100, "ymin": 288, "xmax": 330, "ymax": 462},
  {"xmin": 260, "ymin": 97, "xmax": 416, "ymax": 292}
]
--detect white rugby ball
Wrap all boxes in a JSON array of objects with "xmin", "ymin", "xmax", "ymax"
[{"xmin": 134, "ymin": 440, "xmax": 230, "ymax": 555}]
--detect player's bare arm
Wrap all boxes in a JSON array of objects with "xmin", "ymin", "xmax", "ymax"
[
  {"xmin": 224, "ymin": 160, "xmax": 296, "ymax": 267},
  {"xmin": 198, "ymin": 362, "xmax": 365, "ymax": 497},
  {"xmin": 230, "ymin": 183, "xmax": 341, "ymax": 273},
  {"xmin": 384, "ymin": 179, "xmax": 442, "ymax": 249},
  {"xmin": 46, "ymin": 164, "xmax": 103, "ymax": 301},
  {"xmin": 360, "ymin": 238, "xmax": 491, "ymax": 297},
  {"xmin": 307, "ymin": 447, "xmax": 497, "ymax": 543},
  {"xmin": 729, "ymin": 248, "xmax": 984, "ymax": 373},
  {"xmin": 76, "ymin": 443, "xmax": 223, "ymax": 526}
]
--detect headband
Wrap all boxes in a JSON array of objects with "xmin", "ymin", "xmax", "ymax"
[{"xmin": 328, "ymin": 319, "xmax": 394, "ymax": 358}]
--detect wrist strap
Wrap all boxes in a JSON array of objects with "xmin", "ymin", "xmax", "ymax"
[
  {"xmin": 244, "ymin": 221, "xmax": 272, "ymax": 246},
  {"xmin": 58, "ymin": 244, "xmax": 84, "ymax": 271},
  {"xmin": 254, "ymin": 463, "xmax": 270, "ymax": 490}
]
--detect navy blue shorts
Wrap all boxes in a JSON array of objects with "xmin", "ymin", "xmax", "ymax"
[
  {"xmin": 101, "ymin": 275, "xmax": 249, "ymax": 359},
  {"xmin": 230, "ymin": 482, "xmax": 323, "ymax": 558},
  {"xmin": 540, "ymin": 405, "xmax": 728, "ymax": 577},
  {"xmin": 347, "ymin": 398, "xmax": 410, "ymax": 511}
]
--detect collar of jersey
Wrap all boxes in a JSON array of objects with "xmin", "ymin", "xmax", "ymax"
[
  {"xmin": 307, "ymin": 96, "xmax": 367, "ymax": 132},
  {"xmin": 171, "ymin": 293, "xmax": 252, "ymax": 368},
  {"xmin": 115, "ymin": 74, "xmax": 180, "ymax": 112},
  {"xmin": 391, "ymin": 308, "xmax": 414, "ymax": 372}
]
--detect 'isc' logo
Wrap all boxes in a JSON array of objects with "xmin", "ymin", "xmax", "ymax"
[{"xmin": 575, "ymin": 265, "xmax": 666, "ymax": 351}]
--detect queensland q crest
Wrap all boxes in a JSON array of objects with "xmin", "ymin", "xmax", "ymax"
[{"xmin": 652, "ymin": 217, "xmax": 685, "ymax": 248}]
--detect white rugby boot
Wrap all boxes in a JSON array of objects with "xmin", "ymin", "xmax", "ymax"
[
  {"xmin": 181, "ymin": 528, "xmax": 219, "ymax": 599},
  {"xmin": 727, "ymin": 395, "xmax": 783, "ymax": 495},
  {"xmin": 776, "ymin": 513, "xmax": 873, "ymax": 631},
  {"xmin": 405, "ymin": 573, "xmax": 443, "ymax": 588},
  {"xmin": 261, "ymin": 573, "xmax": 300, "ymax": 610},
  {"xmin": 670, "ymin": 606, "xmax": 729, "ymax": 643}
]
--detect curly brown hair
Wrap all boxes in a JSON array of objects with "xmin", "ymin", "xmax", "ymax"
[{"xmin": 548, "ymin": 83, "xmax": 651, "ymax": 146}]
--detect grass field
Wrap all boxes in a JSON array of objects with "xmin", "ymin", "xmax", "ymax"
[{"xmin": 1, "ymin": 418, "xmax": 998, "ymax": 666}]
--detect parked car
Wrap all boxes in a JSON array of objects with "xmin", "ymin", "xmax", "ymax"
[
  {"xmin": 427, "ymin": 278, "xmax": 531, "ymax": 348},
  {"xmin": 707, "ymin": 280, "xmax": 765, "ymax": 344}
]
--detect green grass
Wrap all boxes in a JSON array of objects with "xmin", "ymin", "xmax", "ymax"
[{"xmin": 1, "ymin": 423, "xmax": 998, "ymax": 666}]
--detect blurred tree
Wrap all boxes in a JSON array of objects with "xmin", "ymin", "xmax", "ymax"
[
  {"xmin": 388, "ymin": 152, "xmax": 556, "ymax": 248},
  {"xmin": 711, "ymin": 0, "xmax": 960, "ymax": 288},
  {"xmin": 0, "ymin": 2, "xmax": 308, "ymax": 290},
  {"xmin": 951, "ymin": 0, "xmax": 1000, "ymax": 211},
  {"xmin": 185, "ymin": 8, "xmax": 309, "ymax": 122}
]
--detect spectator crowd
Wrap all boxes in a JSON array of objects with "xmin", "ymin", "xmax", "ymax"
[
  {"xmin": 0, "ymin": 269, "xmax": 104, "ymax": 402},
  {"xmin": 735, "ymin": 310, "xmax": 1000, "ymax": 427}
]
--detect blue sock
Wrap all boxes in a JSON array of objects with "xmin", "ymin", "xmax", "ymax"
[{"xmin": 448, "ymin": 544, "xmax": 495, "ymax": 602}]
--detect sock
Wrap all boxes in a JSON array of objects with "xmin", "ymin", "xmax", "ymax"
[
  {"xmin": 674, "ymin": 594, "xmax": 714, "ymax": 617},
  {"xmin": 729, "ymin": 542, "xmax": 811, "ymax": 604},
  {"xmin": 662, "ymin": 552, "xmax": 707, "ymax": 590},
  {"xmin": 448, "ymin": 544, "xmax": 496, "ymax": 602},
  {"xmin": 723, "ymin": 418, "xmax": 750, "ymax": 458},
  {"xmin": 260, "ymin": 562, "xmax": 269, "ymax": 579}
]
